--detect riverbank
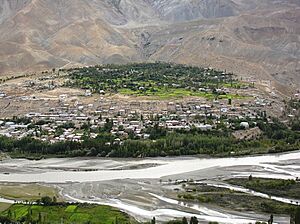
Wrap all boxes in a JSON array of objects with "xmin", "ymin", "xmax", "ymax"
[
  {"xmin": 226, "ymin": 178, "xmax": 300, "ymax": 200},
  {"xmin": 0, "ymin": 183, "xmax": 60, "ymax": 202},
  {"xmin": 3, "ymin": 145, "xmax": 300, "ymax": 162},
  {"xmin": 0, "ymin": 151, "xmax": 299, "ymax": 223}
]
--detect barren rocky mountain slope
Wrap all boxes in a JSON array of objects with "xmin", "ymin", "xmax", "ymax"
[{"xmin": 0, "ymin": 0, "xmax": 299, "ymax": 90}]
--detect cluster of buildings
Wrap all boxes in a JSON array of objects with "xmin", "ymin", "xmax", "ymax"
[
  {"xmin": 1, "ymin": 70, "xmax": 292, "ymax": 144},
  {"xmin": 0, "ymin": 92, "xmax": 275, "ymax": 143}
]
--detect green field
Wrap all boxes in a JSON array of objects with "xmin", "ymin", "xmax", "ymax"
[
  {"xmin": 66, "ymin": 62, "xmax": 245, "ymax": 100},
  {"xmin": 118, "ymin": 87, "xmax": 244, "ymax": 100},
  {"xmin": 0, "ymin": 204, "xmax": 135, "ymax": 224},
  {"xmin": 119, "ymin": 87, "xmax": 211, "ymax": 99}
]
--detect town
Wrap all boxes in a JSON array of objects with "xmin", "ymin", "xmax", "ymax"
[
  {"xmin": 0, "ymin": 63, "xmax": 300, "ymax": 224},
  {"xmin": 0, "ymin": 63, "xmax": 299, "ymax": 157},
  {"xmin": 0, "ymin": 96, "xmax": 276, "ymax": 143}
]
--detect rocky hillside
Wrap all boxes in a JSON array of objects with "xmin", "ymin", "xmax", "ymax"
[{"xmin": 0, "ymin": 0, "xmax": 299, "ymax": 90}]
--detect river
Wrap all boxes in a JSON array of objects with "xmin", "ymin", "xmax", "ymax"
[
  {"xmin": 0, "ymin": 151, "xmax": 299, "ymax": 183},
  {"xmin": 0, "ymin": 151, "xmax": 299, "ymax": 223}
]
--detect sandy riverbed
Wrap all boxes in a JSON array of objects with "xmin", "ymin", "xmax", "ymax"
[{"xmin": 0, "ymin": 151, "xmax": 299, "ymax": 223}]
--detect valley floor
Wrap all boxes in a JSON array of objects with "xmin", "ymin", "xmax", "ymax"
[{"xmin": 0, "ymin": 151, "xmax": 300, "ymax": 223}]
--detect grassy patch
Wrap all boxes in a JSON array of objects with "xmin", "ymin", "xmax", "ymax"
[
  {"xmin": 177, "ymin": 184, "xmax": 297, "ymax": 215},
  {"xmin": 9, "ymin": 204, "xmax": 29, "ymax": 219},
  {"xmin": 65, "ymin": 205, "xmax": 77, "ymax": 213},
  {"xmin": 0, "ymin": 204, "xmax": 135, "ymax": 224},
  {"xmin": 119, "ymin": 87, "xmax": 242, "ymax": 100},
  {"xmin": 226, "ymin": 178, "xmax": 300, "ymax": 200},
  {"xmin": 67, "ymin": 62, "xmax": 244, "ymax": 100},
  {"xmin": 0, "ymin": 184, "xmax": 59, "ymax": 202}
]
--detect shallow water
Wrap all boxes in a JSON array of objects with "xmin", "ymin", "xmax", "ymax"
[
  {"xmin": 0, "ymin": 151, "xmax": 299, "ymax": 183},
  {"xmin": 0, "ymin": 151, "xmax": 299, "ymax": 223},
  {"xmin": 64, "ymin": 192, "xmax": 288, "ymax": 224},
  {"xmin": 0, "ymin": 197, "xmax": 15, "ymax": 204}
]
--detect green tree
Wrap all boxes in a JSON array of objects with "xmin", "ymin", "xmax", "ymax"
[
  {"xmin": 182, "ymin": 217, "xmax": 188, "ymax": 224},
  {"xmin": 295, "ymin": 207, "xmax": 300, "ymax": 224},
  {"xmin": 53, "ymin": 196, "xmax": 57, "ymax": 203},
  {"xmin": 38, "ymin": 212, "xmax": 42, "ymax": 223},
  {"xmin": 190, "ymin": 217, "xmax": 198, "ymax": 224},
  {"xmin": 151, "ymin": 217, "xmax": 156, "ymax": 224},
  {"xmin": 268, "ymin": 214, "xmax": 273, "ymax": 224},
  {"xmin": 249, "ymin": 174, "xmax": 253, "ymax": 181},
  {"xmin": 41, "ymin": 196, "xmax": 52, "ymax": 205}
]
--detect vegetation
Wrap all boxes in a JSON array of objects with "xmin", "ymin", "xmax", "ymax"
[
  {"xmin": 0, "ymin": 132, "xmax": 283, "ymax": 158},
  {"xmin": 148, "ymin": 216, "xmax": 213, "ymax": 224},
  {"xmin": 66, "ymin": 62, "xmax": 244, "ymax": 99},
  {"xmin": 227, "ymin": 178, "xmax": 300, "ymax": 200},
  {"xmin": 295, "ymin": 206, "xmax": 300, "ymax": 224},
  {"xmin": 0, "ymin": 195, "xmax": 219, "ymax": 224},
  {"xmin": 0, "ymin": 117, "xmax": 299, "ymax": 159},
  {"xmin": 0, "ymin": 203, "xmax": 135, "ymax": 224},
  {"xmin": 175, "ymin": 179, "xmax": 300, "ymax": 223},
  {"xmin": 177, "ymin": 184, "xmax": 298, "ymax": 219}
]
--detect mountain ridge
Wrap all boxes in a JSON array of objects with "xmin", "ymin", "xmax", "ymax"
[{"xmin": 0, "ymin": 0, "xmax": 299, "ymax": 91}]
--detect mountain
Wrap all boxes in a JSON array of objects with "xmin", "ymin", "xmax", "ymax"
[{"xmin": 0, "ymin": 0, "xmax": 299, "ymax": 90}]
